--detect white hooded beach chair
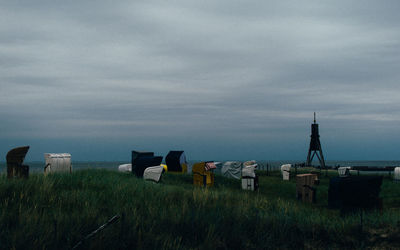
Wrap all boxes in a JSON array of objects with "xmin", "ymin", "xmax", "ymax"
[
  {"xmin": 338, "ymin": 167, "xmax": 351, "ymax": 177},
  {"xmin": 394, "ymin": 167, "xmax": 400, "ymax": 182},
  {"xmin": 44, "ymin": 153, "xmax": 72, "ymax": 174},
  {"xmin": 241, "ymin": 161, "xmax": 258, "ymax": 191},
  {"xmin": 281, "ymin": 164, "xmax": 291, "ymax": 180},
  {"xmin": 143, "ymin": 166, "xmax": 164, "ymax": 183},
  {"xmin": 118, "ymin": 163, "xmax": 132, "ymax": 173}
]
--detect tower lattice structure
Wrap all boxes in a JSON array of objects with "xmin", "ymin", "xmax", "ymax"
[{"xmin": 306, "ymin": 113, "xmax": 326, "ymax": 169}]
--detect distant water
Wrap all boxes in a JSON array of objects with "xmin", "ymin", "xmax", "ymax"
[
  {"xmin": 0, "ymin": 161, "xmax": 126, "ymax": 174},
  {"xmin": 1, "ymin": 160, "xmax": 400, "ymax": 174}
]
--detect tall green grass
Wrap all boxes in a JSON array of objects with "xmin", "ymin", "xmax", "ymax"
[{"xmin": 1, "ymin": 169, "xmax": 400, "ymax": 249}]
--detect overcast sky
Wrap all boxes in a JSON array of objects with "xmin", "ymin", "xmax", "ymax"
[{"xmin": 1, "ymin": 1, "xmax": 400, "ymax": 162}]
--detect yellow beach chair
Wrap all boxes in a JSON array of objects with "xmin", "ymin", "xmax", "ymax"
[{"xmin": 192, "ymin": 162, "xmax": 216, "ymax": 187}]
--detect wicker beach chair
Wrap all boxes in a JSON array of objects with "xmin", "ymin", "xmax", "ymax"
[
  {"xmin": 44, "ymin": 153, "xmax": 72, "ymax": 174},
  {"xmin": 242, "ymin": 162, "xmax": 258, "ymax": 191},
  {"xmin": 192, "ymin": 162, "xmax": 216, "ymax": 187},
  {"xmin": 165, "ymin": 151, "xmax": 188, "ymax": 173},
  {"xmin": 281, "ymin": 164, "xmax": 291, "ymax": 180},
  {"xmin": 7, "ymin": 146, "xmax": 30, "ymax": 179},
  {"xmin": 296, "ymin": 174, "xmax": 319, "ymax": 203},
  {"xmin": 131, "ymin": 150, "xmax": 163, "ymax": 177}
]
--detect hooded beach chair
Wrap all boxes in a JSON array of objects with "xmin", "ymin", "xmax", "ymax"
[
  {"xmin": 44, "ymin": 153, "xmax": 72, "ymax": 174},
  {"xmin": 296, "ymin": 173, "xmax": 319, "ymax": 203},
  {"xmin": 131, "ymin": 150, "xmax": 163, "ymax": 177},
  {"xmin": 7, "ymin": 146, "xmax": 30, "ymax": 179},
  {"xmin": 131, "ymin": 150, "xmax": 154, "ymax": 176},
  {"xmin": 241, "ymin": 161, "xmax": 258, "ymax": 191},
  {"xmin": 338, "ymin": 167, "xmax": 351, "ymax": 177},
  {"xmin": 281, "ymin": 164, "xmax": 291, "ymax": 180},
  {"xmin": 165, "ymin": 151, "xmax": 188, "ymax": 173},
  {"xmin": 143, "ymin": 166, "xmax": 164, "ymax": 183},
  {"xmin": 328, "ymin": 176, "xmax": 383, "ymax": 211},
  {"xmin": 192, "ymin": 161, "xmax": 216, "ymax": 187},
  {"xmin": 394, "ymin": 167, "xmax": 400, "ymax": 182},
  {"xmin": 118, "ymin": 163, "xmax": 132, "ymax": 172}
]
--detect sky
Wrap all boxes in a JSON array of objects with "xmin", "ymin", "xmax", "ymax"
[{"xmin": 1, "ymin": 1, "xmax": 400, "ymax": 162}]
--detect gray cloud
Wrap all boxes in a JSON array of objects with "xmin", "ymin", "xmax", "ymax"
[{"xmin": 1, "ymin": 0, "xmax": 400, "ymax": 160}]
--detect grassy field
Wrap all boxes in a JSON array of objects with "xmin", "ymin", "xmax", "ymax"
[{"xmin": 1, "ymin": 169, "xmax": 400, "ymax": 249}]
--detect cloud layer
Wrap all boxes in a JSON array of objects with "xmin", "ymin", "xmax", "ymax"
[{"xmin": 1, "ymin": 1, "xmax": 400, "ymax": 161}]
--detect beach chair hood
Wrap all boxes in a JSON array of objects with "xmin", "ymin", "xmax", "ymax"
[
  {"xmin": 132, "ymin": 151, "xmax": 154, "ymax": 163},
  {"xmin": 7, "ymin": 146, "xmax": 30, "ymax": 178},
  {"xmin": 143, "ymin": 166, "xmax": 164, "ymax": 182},
  {"xmin": 281, "ymin": 164, "xmax": 291, "ymax": 172},
  {"xmin": 243, "ymin": 160, "xmax": 257, "ymax": 167},
  {"xmin": 165, "ymin": 151, "xmax": 187, "ymax": 173},
  {"xmin": 221, "ymin": 161, "xmax": 242, "ymax": 179},
  {"xmin": 242, "ymin": 164, "xmax": 257, "ymax": 178},
  {"xmin": 7, "ymin": 146, "xmax": 29, "ymax": 165}
]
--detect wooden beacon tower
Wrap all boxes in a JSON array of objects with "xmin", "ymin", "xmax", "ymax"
[{"xmin": 306, "ymin": 113, "xmax": 326, "ymax": 169}]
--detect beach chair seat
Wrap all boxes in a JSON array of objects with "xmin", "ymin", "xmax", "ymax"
[{"xmin": 242, "ymin": 176, "xmax": 259, "ymax": 191}]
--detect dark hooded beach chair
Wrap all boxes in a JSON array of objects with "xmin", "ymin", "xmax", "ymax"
[
  {"xmin": 328, "ymin": 176, "xmax": 383, "ymax": 211},
  {"xmin": 7, "ymin": 146, "xmax": 30, "ymax": 179},
  {"xmin": 165, "ymin": 151, "xmax": 187, "ymax": 173},
  {"xmin": 131, "ymin": 150, "xmax": 163, "ymax": 177}
]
